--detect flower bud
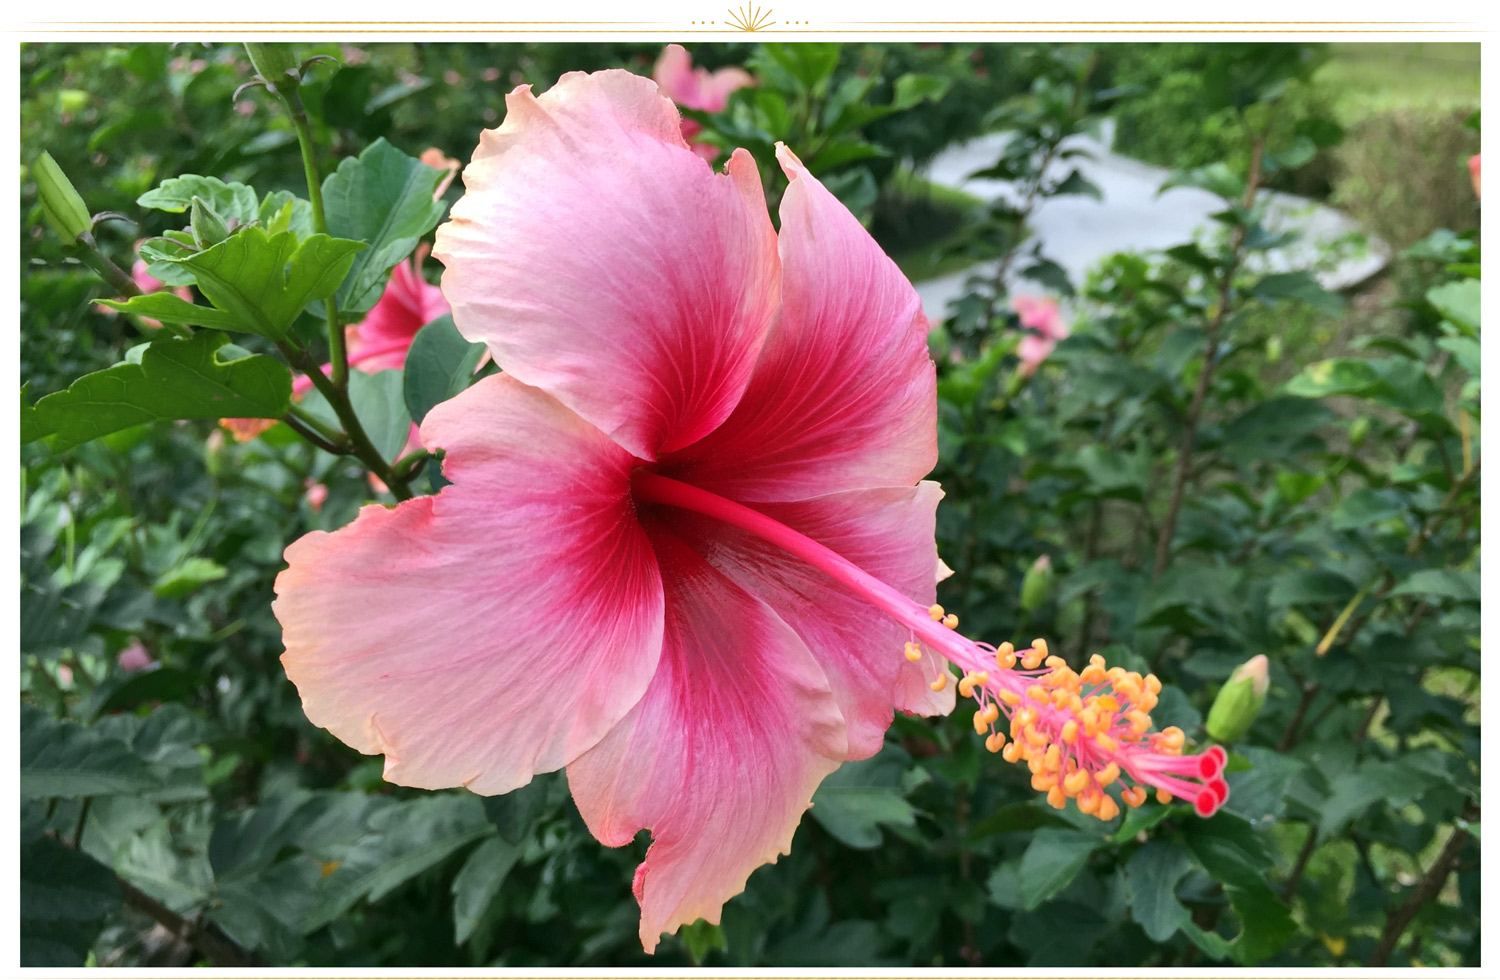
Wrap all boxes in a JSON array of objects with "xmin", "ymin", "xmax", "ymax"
[
  {"xmin": 33, "ymin": 152, "xmax": 93, "ymax": 244},
  {"xmin": 1205, "ymin": 654, "xmax": 1269, "ymax": 743},
  {"xmin": 190, "ymin": 196, "xmax": 231, "ymax": 250},
  {"xmin": 1019, "ymin": 555, "xmax": 1054, "ymax": 613}
]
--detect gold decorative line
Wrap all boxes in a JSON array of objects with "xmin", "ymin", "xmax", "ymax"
[{"xmin": 726, "ymin": 4, "xmax": 776, "ymax": 32}]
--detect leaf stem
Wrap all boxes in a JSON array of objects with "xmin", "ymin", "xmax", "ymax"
[{"xmin": 75, "ymin": 235, "xmax": 192, "ymax": 340}]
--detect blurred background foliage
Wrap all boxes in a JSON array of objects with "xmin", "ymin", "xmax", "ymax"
[{"xmin": 19, "ymin": 40, "xmax": 1479, "ymax": 968}]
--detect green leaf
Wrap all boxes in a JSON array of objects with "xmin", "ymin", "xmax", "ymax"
[
  {"xmin": 451, "ymin": 836, "xmax": 520, "ymax": 945},
  {"xmin": 20, "ymin": 704, "xmax": 155, "ymax": 798},
  {"xmin": 403, "ymin": 314, "xmax": 485, "ymax": 424},
  {"xmin": 153, "ymin": 557, "xmax": 228, "ymax": 598},
  {"xmin": 23, "ymin": 332, "xmax": 292, "ymax": 452},
  {"xmin": 99, "ymin": 291, "xmax": 244, "ymax": 331},
  {"xmin": 322, "ymin": 138, "xmax": 448, "ymax": 315},
  {"xmin": 305, "ymin": 795, "xmax": 491, "ymax": 931},
  {"xmin": 348, "ymin": 369, "xmax": 412, "ymax": 462},
  {"xmin": 20, "ymin": 838, "xmax": 121, "ymax": 966},
  {"xmin": 809, "ymin": 751, "xmax": 917, "ymax": 849},
  {"xmin": 1284, "ymin": 357, "xmax": 1444, "ymax": 417},
  {"xmin": 1124, "ymin": 838, "xmax": 1195, "ymax": 941},
  {"xmin": 138, "ymin": 174, "xmax": 259, "ymax": 224},
  {"xmin": 1250, "ymin": 272, "xmax": 1345, "ymax": 316},
  {"xmin": 1159, "ymin": 162, "xmax": 1244, "ymax": 200},
  {"xmin": 1390, "ymin": 569, "xmax": 1480, "ymax": 603},
  {"xmin": 1014, "ymin": 828, "xmax": 1101, "ymax": 911},
  {"xmin": 181, "ymin": 227, "xmax": 367, "ymax": 340},
  {"xmin": 1426, "ymin": 279, "xmax": 1479, "ymax": 337},
  {"xmin": 891, "ymin": 72, "xmax": 952, "ymax": 110}
]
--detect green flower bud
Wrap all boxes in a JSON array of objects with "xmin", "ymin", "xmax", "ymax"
[
  {"xmin": 244, "ymin": 43, "xmax": 301, "ymax": 94},
  {"xmin": 190, "ymin": 196, "xmax": 231, "ymax": 250},
  {"xmin": 33, "ymin": 151, "xmax": 93, "ymax": 244},
  {"xmin": 1205, "ymin": 654, "xmax": 1269, "ymax": 743},
  {"xmin": 1349, "ymin": 416, "xmax": 1370, "ymax": 448},
  {"xmin": 1019, "ymin": 554, "xmax": 1054, "ymax": 613}
]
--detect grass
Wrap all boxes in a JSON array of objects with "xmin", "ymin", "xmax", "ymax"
[{"xmin": 1315, "ymin": 43, "xmax": 1480, "ymax": 122}]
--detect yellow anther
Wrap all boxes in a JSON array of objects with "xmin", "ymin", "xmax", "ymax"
[
  {"xmin": 1026, "ymin": 684, "xmax": 1048, "ymax": 703},
  {"xmin": 1046, "ymin": 785, "xmax": 1067, "ymax": 809},
  {"xmin": 1096, "ymin": 762, "xmax": 1121, "ymax": 787},
  {"xmin": 1080, "ymin": 664, "xmax": 1107, "ymax": 685},
  {"xmin": 1156, "ymin": 788, "xmax": 1173, "ymax": 805},
  {"xmin": 995, "ymin": 641, "xmax": 1015, "ymax": 668},
  {"xmin": 1125, "ymin": 710, "xmax": 1151, "ymax": 735},
  {"xmin": 1043, "ymin": 744, "xmax": 1061, "ymax": 769},
  {"xmin": 929, "ymin": 673, "xmax": 947, "ymax": 692},
  {"xmin": 1089, "ymin": 654, "xmax": 1107, "ymax": 669},
  {"xmin": 1032, "ymin": 638, "xmax": 1049, "ymax": 658},
  {"xmin": 904, "ymin": 642, "xmax": 923, "ymax": 663},
  {"xmin": 1097, "ymin": 795, "xmax": 1120, "ymax": 822},
  {"xmin": 981, "ymin": 703, "xmax": 1001, "ymax": 726},
  {"xmin": 1025, "ymin": 726, "xmax": 1049, "ymax": 748},
  {"xmin": 1145, "ymin": 673, "xmax": 1163, "ymax": 694},
  {"xmin": 1002, "ymin": 742, "xmax": 1021, "ymax": 763},
  {"xmin": 1122, "ymin": 786, "xmax": 1147, "ymax": 808},
  {"xmin": 984, "ymin": 731, "xmax": 1006, "ymax": 753},
  {"xmin": 972, "ymin": 671, "xmax": 989, "ymax": 687},
  {"xmin": 1077, "ymin": 789, "xmax": 1100, "ymax": 815},
  {"xmin": 1032, "ymin": 771, "xmax": 1058, "ymax": 792},
  {"xmin": 1015, "ymin": 707, "xmax": 1036, "ymax": 728},
  {"xmin": 998, "ymin": 689, "xmax": 1022, "ymax": 706},
  {"xmin": 1158, "ymin": 726, "xmax": 1185, "ymax": 751},
  {"xmin": 1064, "ymin": 770, "xmax": 1091, "ymax": 795},
  {"xmin": 1096, "ymin": 694, "xmax": 1120, "ymax": 712},
  {"xmin": 1061, "ymin": 719, "xmax": 1079, "ymax": 743},
  {"xmin": 974, "ymin": 710, "xmax": 990, "ymax": 735},
  {"xmin": 958, "ymin": 675, "xmax": 976, "ymax": 698},
  {"xmin": 1044, "ymin": 655, "xmax": 1066, "ymax": 669},
  {"xmin": 928, "ymin": 603, "xmax": 945, "ymax": 621},
  {"xmin": 942, "ymin": 613, "xmax": 959, "ymax": 629},
  {"xmin": 1095, "ymin": 733, "xmax": 1119, "ymax": 754},
  {"xmin": 1020, "ymin": 649, "xmax": 1044, "ymax": 670}
]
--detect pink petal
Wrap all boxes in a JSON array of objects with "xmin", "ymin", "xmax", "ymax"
[
  {"xmin": 567, "ymin": 530, "xmax": 846, "ymax": 953},
  {"xmin": 274, "ymin": 374, "xmax": 665, "ymax": 795},
  {"xmin": 696, "ymin": 66, "xmax": 754, "ymax": 112},
  {"xmin": 433, "ymin": 71, "xmax": 780, "ymax": 461},
  {"xmin": 662, "ymin": 144, "xmax": 936, "ymax": 501},
  {"xmin": 651, "ymin": 44, "xmax": 700, "ymax": 104},
  {"xmin": 351, "ymin": 250, "xmax": 449, "ymax": 354},
  {"xmin": 659, "ymin": 483, "xmax": 953, "ymax": 759}
]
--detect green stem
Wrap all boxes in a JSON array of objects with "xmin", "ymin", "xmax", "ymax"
[
  {"xmin": 287, "ymin": 402, "xmax": 349, "ymax": 449},
  {"xmin": 76, "ymin": 236, "xmax": 192, "ymax": 339},
  {"xmin": 275, "ymin": 89, "xmax": 349, "ymax": 389},
  {"xmin": 277, "ymin": 340, "xmax": 412, "ymax": 500}
]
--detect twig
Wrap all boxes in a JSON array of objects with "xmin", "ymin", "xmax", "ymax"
[
  {"xmin": 1153, "ymin": 133, "xmax": 1265, "ymax": 579},
  {"xmin": 116, "ymin": 877, "xmax": 263, "ymax": 967},
  {"xmin": 1367, "ymin": 806, "xmax": 1477, "ymax": 966}
]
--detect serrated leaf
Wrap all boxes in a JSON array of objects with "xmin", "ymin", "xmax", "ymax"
[
  {"xmin": 1014, "ymin": 828, "xmax": 1101, "ymax": 910},
  {"xmin": 20, "ymin": 704, "xmax": 155, "ymax": 799},
  {"xmin": 322, "ymin": 138, "xmax": 448, "ymax": 315},
  {"xmin": 180, "ymin": 227, "xmax": 367, "ymax": 340},
  {"xmin": 809, "ymin": 751, "xmax": 917, "ymax": 849},
  {"xmin": 1389, "ymin": 569, "xmax": 1480, "ymax": 603},
  {"xmin": 451, "ymin": 836, "xmax": 520, "ymax": 945},
  {"xmin": 1124, "ymin": 838, "xmax": 1195, "ymax": 941},
  {"xmin": 23, "ymin": 332, "xmax": 292, "ymax": 452},
  {"xmin": 1251, "ymin": 272, "xmax": 1345, "ymax": 315},
  {"xmin": 305, "ymin": 795, "xmax": 491, "ymax": 932},
  {"xmin": 20, "ymin": 838, "xmax": 121, "ymax": 966},
  {"xmin": 138, "ymin": 175, "xmax": 259, "ymax": 223},
  {"xmin": 403, "ymin": 314, "xmax": 485, "ymax": 424}
]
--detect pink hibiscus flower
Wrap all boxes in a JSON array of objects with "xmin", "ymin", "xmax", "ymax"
[
  {"xmin": 1011, "ymin": 294, "xmax": 1070, "ymax": 376},
  {"xmin": 1469, "ymin": 154, "xmax": 1480, "ymax": 199},
  {"xmin": 274, "ymin": 71, "xmax": 1224, "ymax": 953},
  {"xmin": 652, "ymin": 43, "xmax": 753, "ymax": 161}
]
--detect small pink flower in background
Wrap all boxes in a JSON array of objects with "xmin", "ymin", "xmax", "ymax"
[
  {"xmin": 57, "ymin": 664, "xmax": 74, "ymax": 688},
  {"xmin": 652, "ymin": 44, "xmax": 753, "ymax": 160},
  {"xmin": 276, "ymin": 71, "xmax": 1225, "ymax": 953},
  {"xmin": 304, "ymin": 480, "xmax": 329, "ymax": 512},
  {"xmin": 117, "ymin": 639, "xmax": 156, "ymax": 672},
  {"xmin": 1470, "ymin": 154, "xmax": 1480, "ymax": 199},
  {"xmin": 221, "ymin": 417, "xmax": 276, "ymax": 442},
  {"xmin": 98, "ymin": 242, "xmax": 194, "ymax": 329},
  {"xmin": 1010, "ymin": 294, "xmax": 1070, "ymax": 376}
]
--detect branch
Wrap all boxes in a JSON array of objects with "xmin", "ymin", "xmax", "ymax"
[
  {"xmin": 1367, "ymin": 806, "xmax": 1477, "ymax": 966},
  {"xmin": 116, "ymin": 877, "xmax": 263, "ymax": 968}
]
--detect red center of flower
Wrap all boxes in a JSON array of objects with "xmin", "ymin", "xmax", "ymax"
[{"xmin": 631, "ymin": 470, "xmax": 1228, "ymax": 821}]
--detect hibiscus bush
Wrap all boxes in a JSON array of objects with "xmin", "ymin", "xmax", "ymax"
[{"xmin": 19, "ymin": 41, "xmax": 1479, "ymax": 968}]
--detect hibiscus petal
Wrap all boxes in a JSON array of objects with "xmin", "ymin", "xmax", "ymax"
[
  {"xmin": 661, "ymin": 482, "xmax": 954, "ymax": 760},
  {"xmin": 567, "ymin": 530, "xmax": 846, "ymax": 953},
  {"xmin": 274, "ymin": 374, "xmax": 665, "ymax": 795},
  {"xmin": 433, "ymin": 70, "xmax": 780, "ymax": 461},
  {"xmin": 661, "ymin": 144, "xmax": 936, "ymax": 502}
]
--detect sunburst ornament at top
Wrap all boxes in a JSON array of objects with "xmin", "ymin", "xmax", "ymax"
[{"xmin": 726, "ymin": 4, "xmax": 775, "ymax": 31}]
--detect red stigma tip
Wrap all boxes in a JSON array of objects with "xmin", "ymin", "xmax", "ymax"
[
  {"xmin": 1210, "ymin": 778, "xmax": 1229, "ymax": 804},
  {"xmin": 1194, "ymin": 791, "xmax": 1218, "ymax": 817}
]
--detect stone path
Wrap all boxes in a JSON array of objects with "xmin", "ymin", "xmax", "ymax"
[{"xmin": 913, "ymin": 125, "xmax": 1388, "ymax": 323}]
